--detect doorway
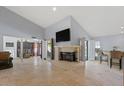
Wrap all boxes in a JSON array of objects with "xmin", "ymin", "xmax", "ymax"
[
  {"xmin": 22, "ymin": 39, "xmax": 42, "ymax": 58},
  {"xmin": 3, "ymin": 36, "xmax": 42, "ymax": 59}
]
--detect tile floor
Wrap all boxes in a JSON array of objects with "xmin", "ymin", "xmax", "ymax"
[{"xmin": 0, "ymin": 57, "xmax": 123, "ymax": 86}]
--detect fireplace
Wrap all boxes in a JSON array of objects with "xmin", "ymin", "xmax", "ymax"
[
  {"xmin": 59, "ymin": 52, "xmax": 76, "ymax": 61},
  {"xmin": 54, "ymin": 46, "xmax": 80, "ymax": 62}
]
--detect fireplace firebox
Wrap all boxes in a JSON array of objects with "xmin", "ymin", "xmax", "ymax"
[{"xmin": 59, "ymin": 52, "xmax": 76, "ymax": 62}]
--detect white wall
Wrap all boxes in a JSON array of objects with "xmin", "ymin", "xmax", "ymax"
[
  {"xmin": 0, "ymin": 34, "xmax": 3, "ymax": 51},
  {"xmin": 3, "ymin": 36, "xmax": 21, "ymax": 58},
  {"xmin": 95, "ymin": 34, "xmax": 124, "ymax": 51},
  {"xmin": 71, "ymin": 17, "xmax": 95, "ymax": 60},
  {"xmin": 45, "ymin": 16, "xmax": 71, "ymax": 46},
  {"xmin": 45, "ymin": 16, "xmax": 91, "ymax": 46},
  {"xmin": 45, "ymin": 16, "xmax": 94, "ymax": 60},
  {"xmin": 71, "ymin": 17, "xmax": 91, "ymax": 44},
  {"xmin": 0, "ymin": 7, "xmax": 45, "ymax": 51}
]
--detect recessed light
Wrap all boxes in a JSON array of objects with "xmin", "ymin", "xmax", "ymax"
[
  {"xmin": 120, "ymin": 26, "xmax": 124, "ymax": 34},
  {"xmin": 52, "ymin": 7, "xmax": 57, "ymax": 12},
  {"xmin": 121, "ymin": 26, "xmax": 124, "ymax": 29},
  {"xmin": 120, "ymin": 31, "xmax": 124, "ymax": 34}
]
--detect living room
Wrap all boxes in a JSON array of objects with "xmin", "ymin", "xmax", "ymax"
[{"xmin": 0, "ymin": 6, "xmax": 123, "ymax": 86}]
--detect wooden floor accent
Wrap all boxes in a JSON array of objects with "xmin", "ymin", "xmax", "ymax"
[{"xmin": 0, "ymin": 57, "xmax": 123, "ymax": 85}]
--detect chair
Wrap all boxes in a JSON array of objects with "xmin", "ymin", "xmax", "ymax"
[
  {"xmin": 110, "ymin": 51, "xmax": 123, "ymax": 69},
  {"xmin": 100, "ymin": 52, "xmax": 109, "ymax": 64},
  {"xmin": 0, "ymin": 51, "xmax": 13, "ymax": 70}
]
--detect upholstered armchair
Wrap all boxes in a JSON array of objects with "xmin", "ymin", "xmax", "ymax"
[
  {"xmin": 0, "ymin": 51, "xmax": 13, "ymax": 70},
  {"xmin": 100, "ymin": 51, "xmax": 110, "ymax": 65},
  {"xmin": 110, "ymin": 51, "xmax": 123, "ymax": 69}
]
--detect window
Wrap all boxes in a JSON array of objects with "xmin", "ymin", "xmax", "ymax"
[
  {"xmin": 6, "ymin": 42, "xmax": 14, "ymax": 47},
  {"xmin": 95, "ymin": 41, "xmax": 100, "ymax": 48},
  {"xmin": 95, "ymin": 41, "xmax": 101, "ymax": 60}
]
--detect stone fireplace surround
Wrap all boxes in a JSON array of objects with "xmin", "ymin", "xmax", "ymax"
[{"xmin": 54, "ymin": 45, "xmax": 80, "ymax": 62}]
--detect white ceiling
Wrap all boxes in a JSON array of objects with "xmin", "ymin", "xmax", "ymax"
[{"xmin": 5, "ymin": 6, "xmax": 124, "ymax": 37}]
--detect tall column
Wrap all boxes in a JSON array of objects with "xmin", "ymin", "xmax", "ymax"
[
  {"xmin": 88, "ymin": 40, "xmax": 95, "ymax": 61},
  {"xmin": 79, "ymin": 37, "xmax": 86, "ymax": 62},
  {"xmin": 20, "ymin": 38, "xmax": 23, "ymax": 61},
  {"xmin": 122, "ymin": 57, "xmax": 124, "ymax": 85},
  {"xmin": 42, "ymin": 40, "xmax": 47, "ymax": 60}
]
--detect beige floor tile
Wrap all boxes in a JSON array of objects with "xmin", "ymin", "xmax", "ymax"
[{"xmin": 0, "ymin": 57, "xmax": 123, "ymax": 86}]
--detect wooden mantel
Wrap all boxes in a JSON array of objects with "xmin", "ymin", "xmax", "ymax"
[{"xmin": 54, "ymin": 45, "xmax": 80, "ymax": 48}]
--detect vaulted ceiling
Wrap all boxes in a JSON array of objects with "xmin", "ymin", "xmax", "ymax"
[{"xmin": 5, "ymin": 6, "xmax": 124, "ymax": 37}]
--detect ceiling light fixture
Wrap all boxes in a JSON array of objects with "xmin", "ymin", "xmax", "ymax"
[
  {"xmin": 52, "ymin": 7, "xmax": 57, "ymax": 12},
  {"xmin": 121, "ymin": 26, "xmax": 124, "ymax": 29},
  {"xmin": 120, "ymin": 31, "xmax": 124, "ymax": 34},
  {"xmin": 120, "ymin": 26, "xmax": 124, "ymax": 34}
]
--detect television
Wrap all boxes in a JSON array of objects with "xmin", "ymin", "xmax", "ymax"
[{"xmin": 56, "ymin": 28, "xmax": 70, "ymax": 42}]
